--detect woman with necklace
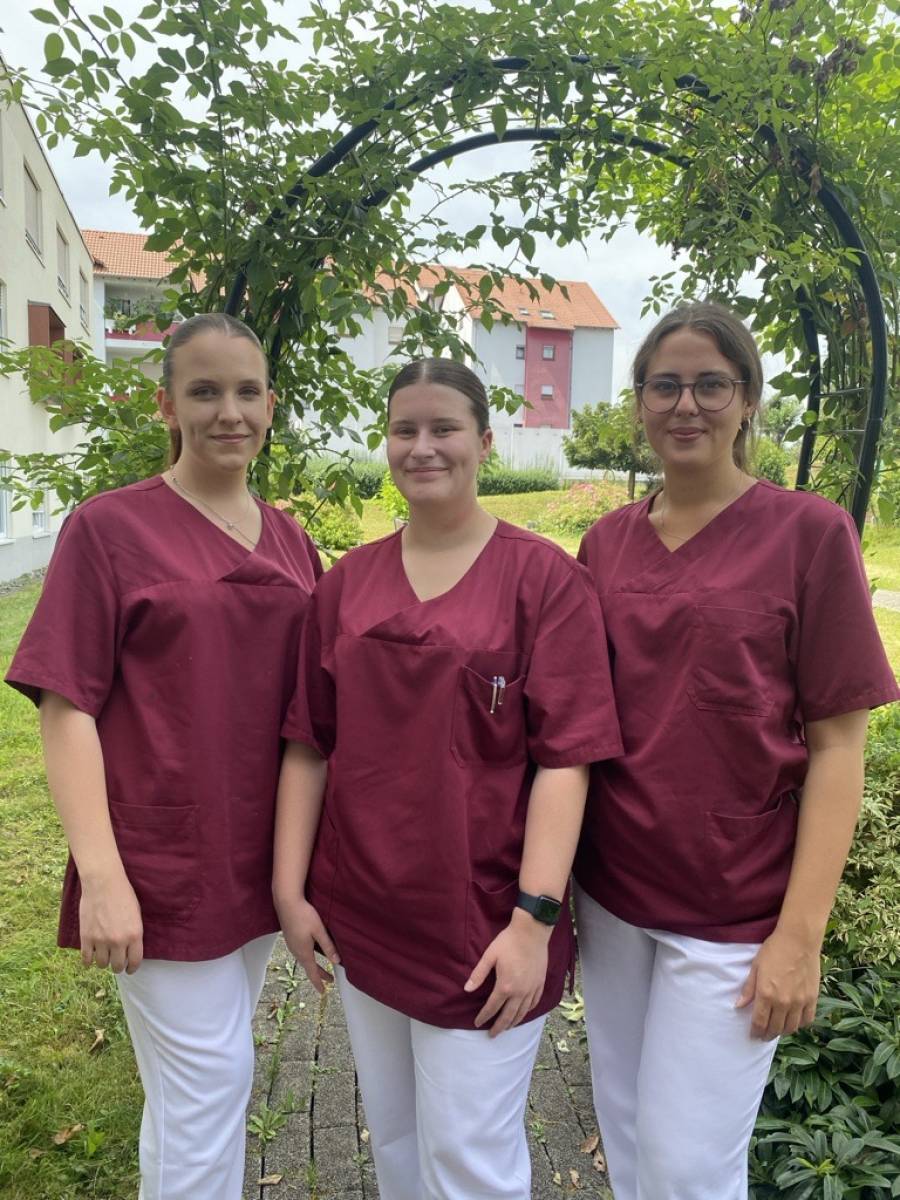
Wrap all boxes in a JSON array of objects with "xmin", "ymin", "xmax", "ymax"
[
  {"xmin": 572, "ymin": 302, "xmax": 898, "ymax": 1200},
  {"xmin": 6, "ymin": 313, "xmax": 322, "ymax": 1200},
  {"xmin": 273, "ymin": 358, "xmax": 622, "ymax": 1200}
]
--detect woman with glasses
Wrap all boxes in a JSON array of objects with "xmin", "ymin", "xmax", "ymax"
[{"xmin": 572, "ymin": 302, "xmax": 898, "ymax": 1200}]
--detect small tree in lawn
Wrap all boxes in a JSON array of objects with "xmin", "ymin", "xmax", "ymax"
[{"xmin": 564, "ymin": 402, "xmax": 656, "ymax": 501}]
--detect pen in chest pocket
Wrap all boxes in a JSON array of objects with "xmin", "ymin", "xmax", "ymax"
[{"xmin": 489, "ymin": 675, "xmax": 506, "ymax": 715}]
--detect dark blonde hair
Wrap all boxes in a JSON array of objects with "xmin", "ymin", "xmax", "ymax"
[
  {"xmin": 162, "ymin": 313, "xmax": 267, "ymax": 464},
  {"xmin": 632, "ymin": 302, "xmax": 763, "ymax": 470},
  {"xmin": 388, "ymin": 358, "xmax": 490, "ymax": 434}
]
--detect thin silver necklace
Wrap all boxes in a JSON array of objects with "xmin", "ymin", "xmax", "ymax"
[{"xmin": 169, "ymin": 470, "xmax": 256, "ymax": 545}]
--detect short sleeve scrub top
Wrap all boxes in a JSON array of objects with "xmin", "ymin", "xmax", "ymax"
[
  {"xmin": 6, "ymin": 477, "xmax": 323, "ymax": 961},
  {"xmin": 283, "ymin": 519, "xmax": 624, "ymax": 1028},
  {"xmin": 574, "ymin": 481, "xmax": 900, "ymax": 941}
]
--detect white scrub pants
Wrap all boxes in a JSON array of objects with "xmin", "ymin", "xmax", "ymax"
[
  {"xmin": 574, "ymin": 888, "xmax": 778, "ymax": 1200},
  {"xmin": 116, "ymin": 932, "xmax": 276, "ymax": 1200},
  {"xmin": 336, "ymin": 967, "xmax": 545, "ymax": 1200}
]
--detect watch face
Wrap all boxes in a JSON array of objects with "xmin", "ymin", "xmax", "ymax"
[{"xmin": 534, "ymin": 896, "xmax": 562, "ymax": 924}]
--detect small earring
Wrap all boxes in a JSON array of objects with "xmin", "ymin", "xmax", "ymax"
[{"xmin": 740, "ymin": 416, "xmax": 751, "ymax": 432}]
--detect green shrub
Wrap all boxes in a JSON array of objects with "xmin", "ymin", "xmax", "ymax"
[
  {"xmin": 750, "ymin": 965, "xmax": 900, "ymax": 1199},
  {"xmin": 376, "ymin": 471, "xmax": 409, "ymax": 521},
  {"xmin": 536, "ymin": 481, "xmax": 622, "ymax": 536},
  {"xmin": 295, "ymin": 494, "xmax": 363, "ymax": 550},
  {"xmin": 347, "ymin": 459, "xmax": 386, "ymax": 500},
  {"xmin": 750, "ymin": 707, "xmax": 900, "ymax": 1198},
  {"xmin": 752, "ymin": 437, "xmax": 791, "ymax": 486},
  {"xmin": 477, "ymin": 467, "xmax": 560, "ymax": 495}
]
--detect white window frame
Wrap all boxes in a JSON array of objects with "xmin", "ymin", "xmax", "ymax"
[
  {"xmin": 387, "ymin": 323, "xmax": 404, "ymax": 344},
  {"xmin": 32, "ymin": 493, "xmax": 51, "ymax": 537},
  {"xmin": 542, "ymin": 344, "xmax": 556, "ymax": 360},
  {"xmin": 0, "ymin": 465, "xmax": 11, "ymax": 542},
  {"xmin": 79, "ymin": 271, "xmax": 90, "ymax": 331},
  {"xmin": 515, "ymin": 345, "xmax": 525, "ymax": 360},
  {"xmin": 24, "ymin": 164, "xmax": 42, "ymax": 257},
  {"xmin": 541, "ymin": 384, "xmax": 554, "ymax": 398},
  {"xmin": 539, "ymin": 309, "xmax": 555, "ymax": 320},
  {"xmin": 57, "ymin": 227, "xmax": 70, "ymax": 301}
]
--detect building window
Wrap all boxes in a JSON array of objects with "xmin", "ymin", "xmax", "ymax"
[
  {"xmin": 541, "ymin": 385, "xmax": 554, "ymax": 398},
  {"xmin": 0, "ymin": 466, "xmax": 10, "ymax": 541},
  {"xmin": 387, "ymin": 323, "xmax": 404, "ymax": 344},
  {"xmin": 24, "ymin": 165, "xmax": 42, "ymax": 256},
  {"xmin": 514, "ymin": 383, "xmax": 525, "ymax": 396},
  {"xmin": 515, "ymin": 345, "xmax": 525, "ymax": 360},
  {"xmin": 542, "ymin": 344, "xmax": 556, "ymax": 360},
  {"xmin": 517, "ymin": 307, "xmax": 529, "ymax": 317},
  {"xmin": 539, "ymin": 310, "xmax": 555, "ymax": 320},
  {"xmin": 32, "ymin": 496, "xmax": 50, "ymax": 536},
  {"xmin": 57, "ymin": 228, "xmax": 70, "ymax": 301},
  {"xmin": 79, "ymin": 271, "xmax": 90, "ymax": 330}
]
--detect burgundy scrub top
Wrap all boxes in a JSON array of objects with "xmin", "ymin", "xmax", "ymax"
[
  {"xmin": 282, "ymin": 520, "xmax": 623, "ymax": 1028},
  {"xmin": 6, "ymin": 477, "xmax": 322, "ymax": 961},
  {"xmin": 574, "ymin": 481, "xmax": 899, "ymax": 943}
]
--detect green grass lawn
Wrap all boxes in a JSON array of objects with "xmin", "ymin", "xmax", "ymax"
[
  {"xmin": 1, "ymin": 497, "xmax": 897, "ymax": 1200},
  {"xmin": 865, "ymin": 524, "xmax": 900, "ymax": 592},
  {"xmin": 0, "ymin": 584, "xmax": 142, "ymax": 1200}
]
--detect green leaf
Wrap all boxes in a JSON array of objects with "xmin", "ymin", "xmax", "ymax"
[
  {"xmin": 490, "ymin": 104, "xmax": 508, "ymax": 140},
  {"xmin": 43, "ymin": 56, "xmax": 77, "ymax": 77},
  {"xmin": 31, "ymin": 8, "xmax": 59, "ymax": 24},
  {"xmin": 43, "ymin": 32, "xmax": 65, "ymax": 62}
]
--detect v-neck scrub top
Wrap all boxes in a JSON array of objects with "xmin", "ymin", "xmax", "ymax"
[
  {"xmin": 282, "ymin": 520, "xmax": 623, "ymax": 1028},
  {"xmin": 573, "ymin": 481, "xmax": 899, "ymax": 942},
  {"xmin": 6, "ymin": 477, "xmax": 323, "ymax": 961}
]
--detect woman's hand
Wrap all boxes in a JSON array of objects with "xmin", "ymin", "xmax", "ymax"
[
  {"xmin": 465, "ymin": 908, "xmax": 550, "ymax": 1037},
  {"xmin": 735, "ymin": 928, "xmax": 821, "ymax": 1039},
  {"xmin": 277, "ymin": 896, "xmax": 340, "ymax": 993},
  {"xmin": 79, "ymin": 869, "xmax": 144, "ymax": 974}
]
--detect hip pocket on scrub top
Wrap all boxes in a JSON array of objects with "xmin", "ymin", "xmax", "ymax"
[
  {"xmin": 109, "ymin": 802, "xmax": 201, "ymax": 923},
  {"xmin": 451, "ymin": 666, "xmax": 527, "ymax": 767},
  {"xmin": 704, "ymin": 793, "xmax": 798, "ymax": 920},
  {"xmin": 687, "ymin": 606, "xmax": 787, "ymax": 717}
]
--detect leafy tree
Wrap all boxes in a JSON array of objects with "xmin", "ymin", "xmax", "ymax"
[
  {"xmin": 759, "ymin": 394, "xmax": 803, "ymax": 447},
  {"xmin": 564, "ymin": 401, "xmax": 656, "ymax": 500},
  {"xmin": 0, "ymin": 0, "xmax": 896, "ymax": 519}
]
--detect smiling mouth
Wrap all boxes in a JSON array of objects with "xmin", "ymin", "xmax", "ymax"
[{"xmin": 212, "ymin": 434, "xmax": 249, "ymax": 441}]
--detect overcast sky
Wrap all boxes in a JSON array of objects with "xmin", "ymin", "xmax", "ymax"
[{"xmin": 1, "ymin": 1, "xmax": 682, "ymax": 395}]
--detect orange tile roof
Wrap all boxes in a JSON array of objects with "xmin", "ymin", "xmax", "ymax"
[
  {"xmin": 374, "ymin": 265, "xmax": 618, "ymax": 330},
  {"xmin": 82, "ymin": 229, "xmax": 176, "ymax": 280}
]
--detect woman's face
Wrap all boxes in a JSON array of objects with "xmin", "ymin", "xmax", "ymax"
[
  {"xmin": 386, "ymin": 382, "xmax": 492, "ymax": 510},
  {"xmin": 638, "ymin": 328, "xmax": 754, "ymax": 473},
  {"xmin": 158, "ymin": 331, "xmax": 274, "ymax": 474}
]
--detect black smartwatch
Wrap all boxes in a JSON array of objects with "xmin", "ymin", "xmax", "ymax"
[{"xmin": 516, "ymin": 890, "xmax": 562, "ymax": 927}]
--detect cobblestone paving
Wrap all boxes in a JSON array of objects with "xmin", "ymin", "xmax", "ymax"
[{"xmin": 244, "ymin": 940, "xmax": 613, "ymax": 1199}]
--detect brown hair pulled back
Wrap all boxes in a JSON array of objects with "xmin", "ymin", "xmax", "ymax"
[
  {"xmin": 161, "ymin": 313, "xmax": 267, "ymax": 464},
  {"xmin": 632, "ymin": 302, "xmax": 763, "ymax": 471},
  {"xmin": 388, "ymin": 358, "xmax": 490, "ymax": 434}
]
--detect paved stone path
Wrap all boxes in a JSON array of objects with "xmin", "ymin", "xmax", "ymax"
[
  {"xmin": 874, "ymin": 588, "xmax": 900, "ymax": 612},
  {"xmin": 243, "ymin": 940, "xmax": 613, "ymax": 1199}
]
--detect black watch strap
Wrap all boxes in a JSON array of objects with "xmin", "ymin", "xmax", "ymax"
[{"xmin": 516, "ymin": 890, "xmax": 562, "ymax": 926}]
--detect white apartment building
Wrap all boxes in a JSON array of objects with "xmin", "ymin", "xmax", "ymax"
[
  {"xmin": 0, "ymin": 67, "xmax": 95, "ymax": 581},
  {"xmin": 337, "ymin": 266, "xmax": 618, "ymax": 470}
]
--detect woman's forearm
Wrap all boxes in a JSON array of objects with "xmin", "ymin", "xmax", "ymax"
[
  {"xmin": 518, "ymin": 764, "xmax": 589, "ymax": 901},
  {"xmin": 39, "ymin": 690, "xmax": 127, "ymax": 884},
  {"xmin": 272, "ymin": 740, "xmax": 329, "ymax": 907},
  {"xmin": 775, "ymin": 709, "xmax": 869, "ymax": 947}
]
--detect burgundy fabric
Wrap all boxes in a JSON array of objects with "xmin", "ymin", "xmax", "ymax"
[
  {"xmin": 283, "ymin": 521, "xmax": 623, "ymax": 1028},
  {"xmin": 574, "ymin": 481, "xmax": 899, "ymax": 942},
  {"xmin": 6, "ymin": 477, "xmax": 322, "ymax": 960}
]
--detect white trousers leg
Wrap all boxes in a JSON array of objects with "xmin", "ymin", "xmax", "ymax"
[
  {"xmin": 574, "ymin": 888, "xmax": 778, "ymax": 1200},
  {"xmin": 336, "ymin": 968, "xmax": 545, "ymax": 1200},
  {"xmin": 116, "ymin": 933, "xmax": 276, "ymax": 1200}
]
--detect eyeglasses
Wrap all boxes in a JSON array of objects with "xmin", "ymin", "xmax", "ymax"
[{"xmin": 636, "ymin": 375, "xmax": 748, "ymax": 414}]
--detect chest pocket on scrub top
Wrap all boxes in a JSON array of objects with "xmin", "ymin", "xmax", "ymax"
[
  {"xmin": 451, "ymin": 652, "xmax": 527, "ymax": 766},
  {"xmin": 687, "ymin": 605, "xmax": 788, "ymax": 718}
]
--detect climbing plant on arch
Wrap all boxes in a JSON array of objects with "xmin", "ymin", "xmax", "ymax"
[{"xmin": 1, "ymin": 0, "xmax": 897, "ymax": 529}]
